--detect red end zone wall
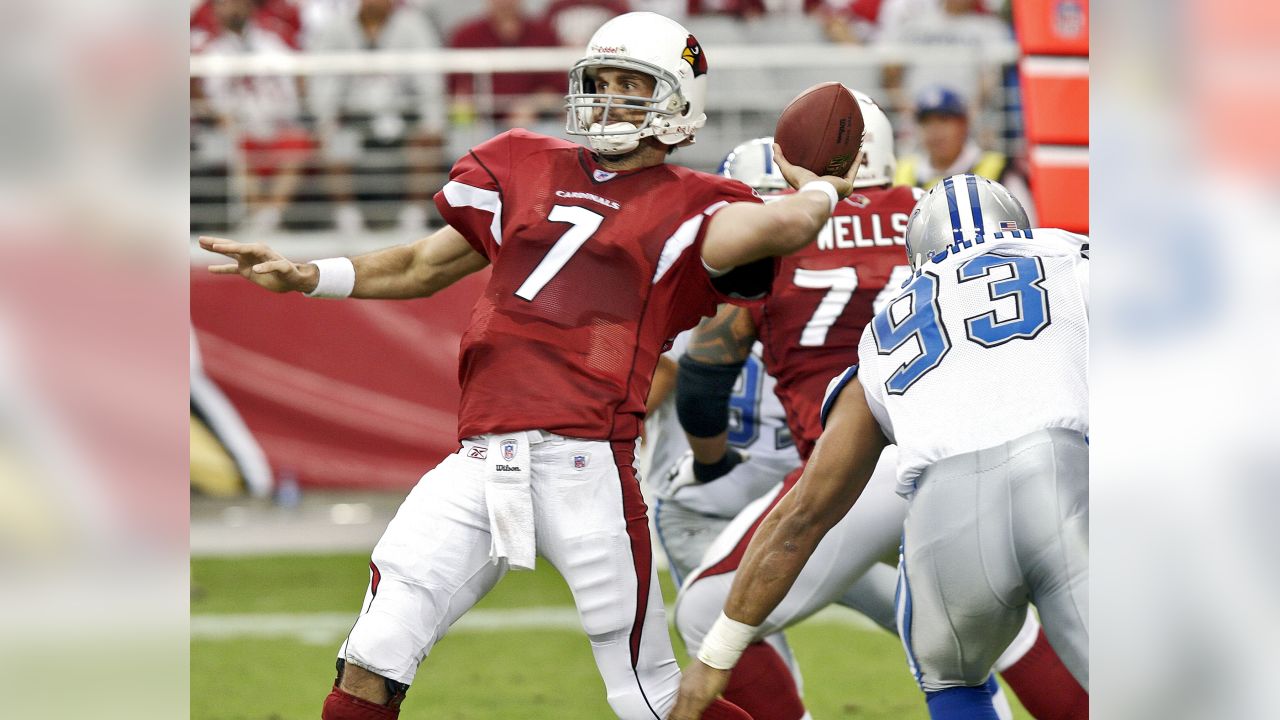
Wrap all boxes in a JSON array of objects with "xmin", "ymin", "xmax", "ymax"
[
  {"xmin": 191, "ymin": 268, "xmax": 488, "ymax": 490},
  {"xmin": 1012, "ymin": 0, "xmax": 1089, "ymax": 233}
]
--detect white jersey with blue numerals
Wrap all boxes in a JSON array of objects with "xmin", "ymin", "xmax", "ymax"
[
  {"xmin": 833, "ymin": 228, "xmax": 1089, "ymax": 498},
  {"xmin": 645, "ymin": 330, "xmax": 799, "ymax": 517}
]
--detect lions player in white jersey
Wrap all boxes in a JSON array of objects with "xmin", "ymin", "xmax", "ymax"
[
  {"xmin": 678, "ymin": 116, "xmax": 1083, "ymax": 720},
  {"xmin": 669, "ymin": 175, "xmax": 1088, "ymax": 720}
]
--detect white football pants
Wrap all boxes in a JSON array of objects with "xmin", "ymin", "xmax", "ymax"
[{"xmin": 339, "ymin": 431, "xmax": 680, "ymax": 719}]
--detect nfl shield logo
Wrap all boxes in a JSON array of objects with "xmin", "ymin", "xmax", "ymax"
[
  {"xmin": 573, "ymin": 454, "xmax": 588, "ymax": 470},
  {"xmin": 501, "ymin": 439, "xmax": 516, "ymax": 461}
]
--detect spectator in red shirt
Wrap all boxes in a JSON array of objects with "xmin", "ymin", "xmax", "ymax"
[
  {"xmin": 448, "ymin": 0, "xmax": 566, "ymax": 129},
  {"xmin": 814, "ymin": 0, "xmax": 885, "ymax": 43},
  {"xmin": 191, "ymin": 0, "xmax": 303, "ymax": 48},
  {"xmin": 192, "ymin": 0, "xmax": 312, "ymax": 232}
]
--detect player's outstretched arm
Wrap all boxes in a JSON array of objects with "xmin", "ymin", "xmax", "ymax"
[
  {"xmin": 722, "ymin": 375, "xmax": 887, "ymax": 622},
  {"xmin": 350, "ymin": 224, "xmax": 488, "ymax": 299},
  {"xmin": 200, "ymin": 225, "xmax": 488, "ymax": 300},
  {"xmin": 700, "ymin": 143, "xmax": 861, "ymax": 272},
  {"xmin": 669, "ymin": 377, "xmax": 887, "ymax": 720}
]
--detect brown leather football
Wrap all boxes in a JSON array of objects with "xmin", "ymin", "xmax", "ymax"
[{"xmin": 774, "ymin": 82, "xmax": 865, "ymax": 178}]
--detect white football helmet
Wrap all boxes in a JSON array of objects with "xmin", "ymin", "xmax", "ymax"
[
  {"xmin": 565, "ymin": 12, "xmax": 709, "ymax": 155},
  {"xmin": 718, "ymin": 136, "xmax": 788, "ymax": 194},
  {"xmin": 851, "ymin": 89, "xmax": 896, "ymax": 189}
]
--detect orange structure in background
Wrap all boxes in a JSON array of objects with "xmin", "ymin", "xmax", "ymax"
[{"xmin": 1012, "ymin": 0, "xmax": 1089, "ymax": 233}]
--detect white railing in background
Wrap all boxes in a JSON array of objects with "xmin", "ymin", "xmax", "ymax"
[
  {"xmin": 189, "ymin": 43, "xmax": 1019, "ymax": 76},
  {"xmin": 190, "ymin": 42, "xmax": 1022, "ymax": 240}
]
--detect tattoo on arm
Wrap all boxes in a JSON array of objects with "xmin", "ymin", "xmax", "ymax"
[{"xmin": 687, "ymin": 305, "xmax": 757, "ymax": 365}]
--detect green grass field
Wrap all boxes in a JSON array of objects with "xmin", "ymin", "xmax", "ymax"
[{"xmin": 192, "ymin": 554, "xmax": 1031, "ymax": 719}]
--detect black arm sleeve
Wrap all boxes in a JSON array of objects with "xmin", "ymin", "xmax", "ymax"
[
  {"xmin": 676, "ymin": 354, "xmax": 747, "ymax": 438},
  {"xmin": 710, "ymin": 257, "xmax": 777, "ymax": 300}
]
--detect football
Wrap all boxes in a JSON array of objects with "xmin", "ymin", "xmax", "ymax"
[{"xmin": 773, "ymin": 82, "xmax": 864, "ymax": 178}]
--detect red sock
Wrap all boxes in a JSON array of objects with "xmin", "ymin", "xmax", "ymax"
[
  {"xmin": 998, "ymin": 630, "xmax": 1088, "ymax": 720},
  {"xmin": 703, "ymin": 696, "xmax": 754, "ymax": 720},
  {"xmin": 721, "ymin": 641, "xmax": 806, "ymax": 720},
  {"xmin": 321, "ymin": 686, "xmax": 400, "ymax": 720}
]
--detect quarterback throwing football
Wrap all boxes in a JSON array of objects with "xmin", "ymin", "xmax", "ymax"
[{"xmin": 203, "ymin": 11, "xmax": 860, "ymax": 720}]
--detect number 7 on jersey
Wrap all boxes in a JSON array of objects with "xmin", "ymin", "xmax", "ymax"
[{"xmin": 514, "ymin": 205, "xmax": 605, "ymax": 301}]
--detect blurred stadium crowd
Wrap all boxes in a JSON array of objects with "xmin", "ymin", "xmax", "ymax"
[{"xmin": 191, "ymin": 0, "xmax": 1027, "ymax": 234}]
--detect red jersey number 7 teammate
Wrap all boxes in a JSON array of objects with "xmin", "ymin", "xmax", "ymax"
[{"xmin": 201, "ymin": 11, "xmax": 860, "ymax": 720}]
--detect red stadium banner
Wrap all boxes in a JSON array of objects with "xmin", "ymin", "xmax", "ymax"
[{"xmin": 191, "ymin": 267, "xmax": 489, "ymax": 490}]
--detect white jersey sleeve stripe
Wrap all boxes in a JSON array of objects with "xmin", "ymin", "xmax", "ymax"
[
  {"xmin": 652, "ymin": 214, "xmax": 703, "ymax": 285},
  {"xmin": 442, "ymin": 180, "xmax": 504, "ymax": 246}
]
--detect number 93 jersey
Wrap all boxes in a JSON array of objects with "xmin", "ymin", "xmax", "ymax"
[
  {"xmin": 845, "ymin": 228, "xmax": 1090, "ymax": 497},
  {"xmin": 435, "ymin": 129, "xmax": 769, "ymax": 444}
]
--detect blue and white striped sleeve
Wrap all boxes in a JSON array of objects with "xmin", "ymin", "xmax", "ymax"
[{"xmin": 820, "ymin": 364, "xmax": 860, "ymax": 429}]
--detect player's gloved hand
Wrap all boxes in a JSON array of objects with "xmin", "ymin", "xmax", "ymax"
[
  {"xmin": 693, "ymin": 447, "xmax": 749, "ymax": 483},
  {"xmin": 665, "ymin": 448, "xmax": 750, "ymax": 495}
]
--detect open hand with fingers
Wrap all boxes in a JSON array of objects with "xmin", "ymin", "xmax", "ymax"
[
  {"xmin": 668, "ymin": 659, "xmax": 734, "ymax": 720},
  {"xmin": 199, "ymin": 236, "xmax": 318, "ymax": 294},
  {"xmin": 772, "ymin": 143, "xmax": 863, "ymax": 200}
]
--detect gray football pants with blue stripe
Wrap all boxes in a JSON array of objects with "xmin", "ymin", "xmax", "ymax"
[{"xmin": 898, "ymin": 428, "xmax": 1089, "ymax": 693}]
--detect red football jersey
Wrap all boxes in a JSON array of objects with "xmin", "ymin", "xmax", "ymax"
[
  {"xmin": 435, "ymin": 129, "xmax": 768, "ymax": 443},
  {"xmin": 753, "ymin": 185, "xmax": 922, "ymax": 459}
]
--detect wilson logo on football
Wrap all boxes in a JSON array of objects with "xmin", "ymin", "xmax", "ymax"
[{"xmin": 823, "ymin": 153, "xmax": 852, "ymax": 175}]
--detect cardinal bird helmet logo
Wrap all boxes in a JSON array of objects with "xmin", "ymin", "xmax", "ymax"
[{"xmin": 681, "ymin": 35, "xmax": 707, "ymax": 77}]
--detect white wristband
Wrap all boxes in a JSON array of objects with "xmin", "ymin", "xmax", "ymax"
[
  {"xmin": 304, "ymin": 257, "xmax": 356, "ymax": 298},
  {"xmin": 696, "ymin": 612, "xmax": 759, "ymax": 670},
  {"xmin": 799, "ymin": 180, "xmax": 839, "ymax": 215}
]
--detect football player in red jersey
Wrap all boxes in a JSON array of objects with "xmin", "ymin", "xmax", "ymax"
[
  {"xmin": 669, "ymin": 93, "xmax": 1088, "ymax": 720},
  {"xmin": 200, "ymin": 11, "xmax": 861, "ymax": 720}
]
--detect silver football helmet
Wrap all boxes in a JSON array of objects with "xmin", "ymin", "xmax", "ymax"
[
  {"xmin": 718, "ymin": 136, "xmax": 787, "ymax": 193},
  {"xmin": 903, "ymin": 174, "xmax": 1030, "ymax": 269}
]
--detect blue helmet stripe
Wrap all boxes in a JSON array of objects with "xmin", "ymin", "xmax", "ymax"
[
  {"xmin": 965, "ymin": 175, "xmax": 984, "ymax": 237},
  {"xmin": 943, "ymin": 177, "xmax": 963, "ymax": 244},
  {"xmin": 762, "ymin": 143, "xmax": 774, "ymax": 176}
]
